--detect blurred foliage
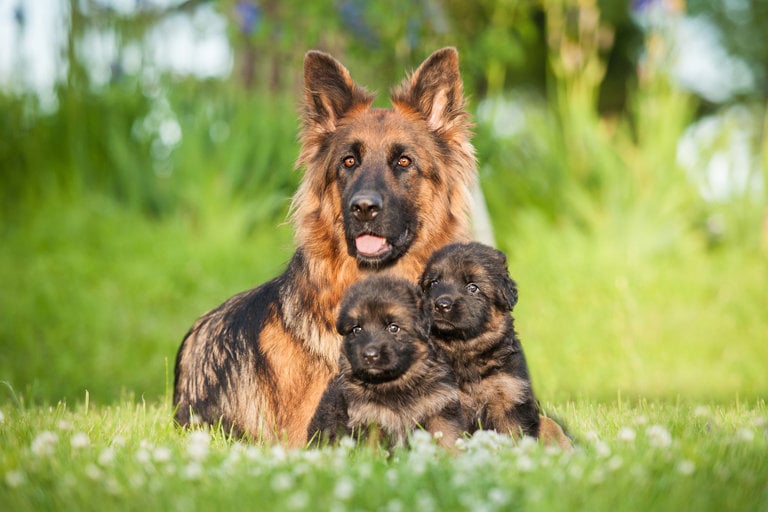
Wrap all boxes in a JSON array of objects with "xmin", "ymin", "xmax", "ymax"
[{"xmin": 1, "ymin": 0, "xmax": 767, "ymax": 403}]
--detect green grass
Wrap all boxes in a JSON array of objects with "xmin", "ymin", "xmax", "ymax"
[{"xmin": 1, "ymin": 398, "xmax": 766, "ymax": 511}]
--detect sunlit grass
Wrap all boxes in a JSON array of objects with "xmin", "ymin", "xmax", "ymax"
[{"xmin": 1, "ymin": 399, "xmax": 766, "ymax": 511}]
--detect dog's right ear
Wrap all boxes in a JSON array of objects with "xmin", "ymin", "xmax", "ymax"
[{"xmin": 303, "ymin": 51, "xmax": 375, "ymax": 134}]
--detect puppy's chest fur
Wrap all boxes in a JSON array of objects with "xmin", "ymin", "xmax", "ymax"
[
  {"xmin": 343, "ymin": 364, "xmax": 459, "ymax": 446},
  {"xmin": 434, "ymin": 320, "xmax": 528, "ymax": 412}
]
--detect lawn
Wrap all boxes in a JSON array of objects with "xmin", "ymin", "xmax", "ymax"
[{"xmin": 1, "ymin": 197, "xmax": 766, "ymax": 511}]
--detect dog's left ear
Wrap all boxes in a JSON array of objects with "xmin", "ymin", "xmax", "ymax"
[
  {"xmin": 498, "ymin": 274, "xmax": 518, "ymax": 311},
  {"xmin": 391, "ymin": 47, "xmax": 469, "ymax": 135},
  {"xmin": 414, "ymin": 293, "xmax": 433, "ymax": 340}
]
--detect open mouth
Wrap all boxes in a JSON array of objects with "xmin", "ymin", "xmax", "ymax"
[{"xmin": 355, "ymin": 234, "xmax": 392, "ymax": 258}]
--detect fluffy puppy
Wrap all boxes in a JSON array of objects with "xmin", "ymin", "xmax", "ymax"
[
  {"xmin": 420, "ymin": 242, "xmax": 541, "ymax": 438},
  {"xmin": 308, "ymin": 276, "xmax": 465, "ymax": 448}
]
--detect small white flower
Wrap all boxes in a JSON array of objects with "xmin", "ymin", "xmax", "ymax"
[
  {"xmin": 736, "ymin": 428, "xmax": 755, "ymax": 442},
  {"xmin": 183, "ymin": 462, "xmax": 203, "ymax": 481},
  {"xmin": 617, "ymin": 427, "xmax": 636, "ymax": 442},
  {"xmin": 57, "ymin": 420, "xmax": 72, "ymax": 431},
  {"xmin": 646, "ymin": 425, "xmax": 672, "ymax": 448},
  {"xmin": 111, "ymin": 435, "xmax": 126, "ymax": 447},
  {"xmin": 594, "ymin": 441, "xmax": 611, "ymax": 458},
  {"xmin": 286, "ymin": 491, "xmax": 310, "ymax": 510},
  {"xmin": 153, "ymin": 446, "xmax": 172, "ymax": 463},
  {"xmin": 693, "ymin": 405, "xmax": 711, "ymax": 417},
  {"xmin": 98, "ymin": 447, "xmax": 116, "ymax": 467},
  {"xmin": 584, "ymin": 430, "xmax": 599, "ymax": 442},
  {"xmin": 0, "ymin": 410, "xmax": 5, "ymax": 424},
  {"xmin": 633, "ymin": 415, "xmax": 649, "ymax": 425},
  {"xmin": 677, "ymin": 459, "xmax": 695, "ymax": 475},
  {"xmin": 516, "ymin": 454, "xmax": 535, "ymax": 472},
  {"xmin": 85, "ymin": 463, "xmax": 102, "ymax": 481},
  {"xmin": 5, "ymin": 470, "xmax": 25, "ymax": 487},
  {"xmin": 31, "ymin": 431, "xmax": 58, "ymax": 457},
  {"xmin": 271, "ymin": 472, "xmax": 294, "ymax": 492},
  {"xmin": 488, "ymin": 488, "xmax": 510, "ymax": 506},
  {"xmin": 186, "ymin": 430, "xmax": 211, "ymax": 461},
  {"xmin": 334, "ymin": 476, "xmax": 355, "ymax": 500},
  {"xmin": 70, "ymin": 432, "xmax": 90, "ymax": 449},
  {"xmin": 751, "ymin": 416, "xmax": 767, "ymax": 428},
  {"xmin": 135, "ymin": 448, "xmax": 151, "ymax": 464}
]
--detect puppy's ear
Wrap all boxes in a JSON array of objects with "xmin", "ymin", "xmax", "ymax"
[
  {"xmin": 414, "ymin": 292, "xmax": 433, "ymax": 340},
  {"xmin": 302, "ymin": 51, "xmax": 374, "ymax": 134},
  {"xmin": 498, "ymin": 274, "xmax": 518, "ymax": 311},
  {"xmin": 488, "ymin": 246, "xmax": 517, "ymax": 310}
]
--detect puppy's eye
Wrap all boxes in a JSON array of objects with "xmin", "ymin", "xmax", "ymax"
[
  {"xmin": 342, "ymin": 156, "xmax": 357, "ymax": 168},
  {"xmin": 387, "ymin": 324, "xmax": 400, "ymax": 334},
  {"xmin": 351, "ymin": 326, "xmax": 362, "ymax": 335},
  {"xmin": 467, "ymin": 283, "xmax": 479, "ymax": 294},
  {"xmin": 397, "ymin": 156, "xmax": 412, "ymax": 168}
]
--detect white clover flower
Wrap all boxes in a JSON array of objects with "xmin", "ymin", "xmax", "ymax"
[
  {"xmin": 415, "ymin": 492, "xmax": 436, "ymax": 512},
  {"xmin": 183, "ymin": 462, "xmax": 203, "ymax": 481},
  {"xmin": 646, "ymin": 425, "xmax": 672, "ymax": 448},
  {"xmin": 97, "ymin": 446, "xmax": 115, "ymax": 467},
  {"xmin": 186, "ymin": 430, "xmax": 211, "ymax": 461},
  {"xmin": 70, "ymin": 432, "xmax": 90, "ymax": 449},
  {"xmin": 338, "ymin": 436, "xmax": 357, "ymax": 451},
  {"xmin": 153, "ymin": 446, "xmax": 172, "ymax": 463},
  {"xmin": 751, "ymin": 416, "xmax": 767, "ymax": 428},
  {"xmin": 633, "ymin": 415, "xmax": 649, "ymax": 425},
  {"xmin": 85, "ymin": 463, "xmax": 102, "ymax": 481},
  {"xmin": 57, "ymin": 420, "xmax": 72, "ymax": 431},
  {"xmin": 271, "ymin": 472, "xmax": 294, "ymax": 492},
  {"xmin": 677, "ymin": 459, "xmax": 695, "ymax": 475},
  {"xmin": 286, "ymin": 491, "xmax": 310, "ymax": 510},
  {"xmin": 595, "ymin": 440, "xmax": 611, "ymax": 458},
  {"xmin": 617, "ymin": 427, "xmax": 636, "ymax": 442},
  {"xmin": 488, "ymin": 488, "xmax": 511, "ymax": 506},
  {"xmin": 112, "ymin": 435, "xmax": 126, "ymax": 447},
  {"xmin": 31, "ymin": 431, "xmax": 58, "ymax": 457},
  {"xmin": 333, "ymin": 476, "xmax": 355, "ymax": 501},
  {"xmin": 693, "ymin": 405, "xmax": 711, "ymax": 417},
  {"xmin": 584, "ymin": 430, "xmax": 600, "ymax": 443},
  {"xmin": 5, "ymin": 469, "xmax": 25, "ymax": 488},
  {"xmin": 736, "ymin": 428, "xmax": 755, "ymax": 442},
  {"xmin": 607, "ymin": 455, "xmax": 623, "ymax": 471},
  {"xmin": 135, "ymin": 448, "xmax": 151, "ymax": 464},
  {"xmin": 516, "ymin": 454, "xmax": 535, "ymax": 472}
]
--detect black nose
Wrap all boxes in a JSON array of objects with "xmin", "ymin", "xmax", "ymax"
[
  {"xmin": 350, "ymin": 192, "xmax": 382, "ymax": 222},
  {"xmin": 435, "ymin": 297, "xmax": 453, "ymax": 312},
  {"xmin": 362, "ymin": 346, "xmax": 380, "ymax": 364}
]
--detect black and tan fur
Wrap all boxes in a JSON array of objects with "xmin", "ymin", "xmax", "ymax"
[
  {"xmin": 173, "ymin": 48, "xmax": 476, "ymax": 445},
  {"xmin": 308, "ymin": 276, "xmax": 465, "ymax": 448},
  {"xmin": 420, "ymin": 242, "xmax": 541, "ymax": 438}
]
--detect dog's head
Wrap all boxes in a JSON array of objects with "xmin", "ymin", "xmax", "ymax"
[
  {"xmin": 420, "ymin": 242, "xmax": 517, "ymax": 340},
  {"xmin": 336, "ymin": 276, "xmax": 432, "ymax": 384},
  {"xmin": 293, "ymin": 48, "xmax": 475, "ymax": 269}
]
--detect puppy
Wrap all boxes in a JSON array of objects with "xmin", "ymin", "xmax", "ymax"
[
  {"xmin": 420, "ymin": 242, "xmax": 542, "ymax": 438},
  {"xmin": 308, "ymin": 276, "xmax": 465, "ymax": 448}
]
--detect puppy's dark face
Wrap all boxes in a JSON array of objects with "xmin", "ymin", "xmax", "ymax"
[
  {"xmin": 336, "ymin": 276, "xmax": 432, "ymax": 384},
  {"xmin": 420, "ymin": 242, "xmax": 517, "ymax": 340}
]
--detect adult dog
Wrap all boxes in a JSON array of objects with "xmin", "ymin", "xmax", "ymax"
[
  {"xmin": 173, "ymin": 48, "xmax": 476, "ymax": 445},
  {"xmin": 308, "ymin": 276, "xmax": 465, "ymax": 448}
]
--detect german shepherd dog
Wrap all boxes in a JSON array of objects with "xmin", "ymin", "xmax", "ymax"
[
  {"xmin": 307, "ymin": 276, "xmax": 465, "ymax": 448},
  {"xmin": 420, "ymin": 242, "xmax": 540, "ymax": 437},
  {"xmin": 421, "ymin": 242, "xmax": 573, "ymax": 449},
  {"xmin": 173, "ymin": 48, "xmax": 476, "ymax": 445}
]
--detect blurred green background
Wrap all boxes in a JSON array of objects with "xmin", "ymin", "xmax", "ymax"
[{"xmin": 1, "ymin": 0, "xmax": 766, "ymax": 406}]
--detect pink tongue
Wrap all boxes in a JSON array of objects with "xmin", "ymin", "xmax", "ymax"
[{"xmin": 355, "ymin": 235, "xmax": 388, "ymax": 256}]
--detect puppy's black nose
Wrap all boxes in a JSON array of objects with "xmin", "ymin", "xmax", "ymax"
[
  {"xmin": 435, "ymin": 297, "xmax": 453, "ymax": 312},
  {"xmin": 362, "ymin": 346, "xmax": 380, "ymax": 364}
]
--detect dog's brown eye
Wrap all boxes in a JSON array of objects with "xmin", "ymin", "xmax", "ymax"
[
  {"xmin": 352, "ymin": 326, "xmax": 362, "ymax": 335},
  {"xmin": 387, "ymin": 324, "xmax": 400, "ymax": 333},
  {"xmin": 343, "ymin": 156, "xmax": 357, "ymax": 168},
  {"xmin": 397, "ymin": 156, "xmax": 411, "ymax": 168},
  {"xmin": 467, "ymin": 283, "xmax": 479, "ymax": 294}
]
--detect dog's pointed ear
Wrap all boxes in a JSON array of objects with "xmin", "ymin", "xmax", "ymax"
[
  {"xmin": 488, "ymin": 246, "xmax": 517, "ymax": 310},
  {"xmin": 303, "ymin": 51, "xmax": 374, "ymax": 133},
  {"xmin": 499, "ymin": 274, "xmax": 518, "ymax": 311},
  {"xmin": 391, "ymin": 47, "xmax": 468, "ymax": 134}
]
